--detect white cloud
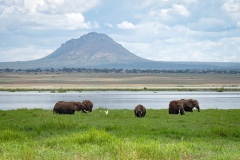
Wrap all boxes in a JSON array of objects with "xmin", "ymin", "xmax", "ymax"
[
  {"xmin": 172, "ymin": 4, "xmax": 190, "ymax": 17},
  {"xmin": 5, "ymin": 0, "xmax": 24, "ymax": 6},
  {"xmin": 114, "ymin": 14, "xmax": 240, "ymax": 62},
  {"xmin": 221, "ymin": 1, "xmax": 240, "ymax": 13},
  {"xmin": 104, "ymin": 23, "xmax": 113, "ymax": 28},
  {"xmin": 119, "ymin": 41, "xmax": 151, "ymax": 59},
  {"xmin": 0, "ymin": 0, "xmax": 100, "ymax": 31},
  {"xmin": 189, "ymin": 17, "xmax": 228, "ymax": 31},
  {"xmin": 64, "ymin": 13, "xmax": 90, "ymax": 29},
  {"xmin": 117, "ymin": 21, "xmax": 136, "ymax": 29},
  {"xmin": 27, "ymin": 0, "xmax": 99, "ymax": 14},
  {"xmin": 221, "ymin": 1, "xmax": 240, "ymax": 27},
  {"xmin": 121, "ymin": 36, "xmax": 240, "ymax": 62},
  {"xmin": 146, "ymin": 3, "xmax": 190, "ymax": 25},
  {"xmin": 237, "ymin": 21, "xmax": 240, "ymax": 28},
  {"xmin": 0, "ymin": 46, "xmax": 52, "ymax": 62},
  {"xmin": 183, "ymin": 0, "xmax": 199, "ymax": 3}
]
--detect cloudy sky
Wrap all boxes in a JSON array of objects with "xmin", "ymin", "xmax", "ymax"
[{"xmin": 0, "ymin": 0, "xmax": 240, "ymax": 62}]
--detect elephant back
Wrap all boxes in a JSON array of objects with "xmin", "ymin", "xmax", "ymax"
[{"xmin": 53, "ymin": 101, "xmax": 79, "ymax": 114}]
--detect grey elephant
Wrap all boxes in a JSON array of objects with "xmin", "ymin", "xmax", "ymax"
[
  {"xmin": 53, "ymin": 101, "xmax": 87, "ymax": 114},
  {"xmin": 169, "ymin": 100, "xmax": 185, "ymax": 115},
  {"xmin": 134, "ymin": 104, "xmax": 146, "ymax": 118},
  {"xmin": 82, "ymin": 100, "xmax": 93, "ymax": 112},
  {"xmin": 181, "ymin": 99, "xmax": 200, "ymax": 112}
]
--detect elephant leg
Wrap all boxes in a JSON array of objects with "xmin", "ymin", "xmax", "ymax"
[
  {"xmin": 180, "ymin": 108, "xmax": 185, "ymax": 115},
  {"xmin": 66, "ymin": 109, "xmax": 74, "ymax": 114},
  {"xmin": 169, "ymin": 110, "xmax": 175, "ymax": 114},
  {"xmin": 70, "ymin": 110, "xmax": 75, "ymax": 114},
  {"xmin": 169, "ymin": 108, "xmax": 180, "ymax": 114},
  {"xmin": 184, "ymin": 107, "xmax": 193, "ymax": 112}
]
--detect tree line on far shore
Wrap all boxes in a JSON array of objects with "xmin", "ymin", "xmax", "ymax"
[{"xmin": 1, "ymin": 67, "xmax": 240, "ymax": 74}]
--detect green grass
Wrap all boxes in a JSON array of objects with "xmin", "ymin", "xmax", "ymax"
[{"xmin": 0, "ymin": 108, "xmax": 240, "ymax": 159}]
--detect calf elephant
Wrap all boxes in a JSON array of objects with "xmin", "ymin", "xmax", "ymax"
[
  {"xmin": 169, "ymin": 100, "xmax": 184, "ymax": 115},
  {"xmin": 53, "ymin": 101, "xmax": 86, "ymax": 114},
  {"xmin": 181, "ymin": 99, "xmax": 200, "ymax": 112},
  {"xmin": 82, "ymin": 100, "xmax": 93, "ymax": 112},
  {"xmin": 134, "ymin": 104, "xmax": 146, "ymax": 118}
]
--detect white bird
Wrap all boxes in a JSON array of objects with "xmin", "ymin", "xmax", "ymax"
[{"xmin": 104, "ymin": 110, "xmax": 108, "ymax": 115}]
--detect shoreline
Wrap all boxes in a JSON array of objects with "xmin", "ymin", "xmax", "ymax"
[{"xmin": 1, "ymin": 86, "xmax": 240, "ymax": 92}]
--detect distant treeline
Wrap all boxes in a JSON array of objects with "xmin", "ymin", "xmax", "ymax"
[{"xmin": 1, "ymin": 67, "xmax": 240, "ymax": 74}]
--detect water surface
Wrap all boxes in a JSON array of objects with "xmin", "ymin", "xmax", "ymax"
[{"xmin": 0, "ymin": 91, "xmax": 240, "ymax": 110}]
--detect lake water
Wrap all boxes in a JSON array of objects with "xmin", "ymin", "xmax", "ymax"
[{"xmin": 0, "ymin": 91, "xmax": 240, "ymax": 110}]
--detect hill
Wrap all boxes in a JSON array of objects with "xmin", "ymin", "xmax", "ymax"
[{"xmin": 0, "ymin": 32, "xmax": 240, "ymax": 70}]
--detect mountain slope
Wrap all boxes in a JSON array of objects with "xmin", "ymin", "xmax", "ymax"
[{"xmin": 40, "ymin": 32, "xmax": 149, "ymax": 66}]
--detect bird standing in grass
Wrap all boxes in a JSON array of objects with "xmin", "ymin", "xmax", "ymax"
[{"xmin": 104, "ymin": 110, "xmax": 108, "ymax": 115}]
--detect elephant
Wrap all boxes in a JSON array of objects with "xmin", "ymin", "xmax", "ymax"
[
  {"xmin": 53, "ymin": 101, "xmax": 87, "ymax": 114},
  {"xmin": 181, "ymin": 99, "xmax": 200, "ymax": 112},
  {"xmin": 134, "ymin": 104, "xmax": 146, "ymax": 118},
  {"xmin": 82, "ymin": 100, "xmax": 93, "ymax": 112},
  {"xmin": 169, "ymin": 100, "xmax": 185, "ymax": 115}
]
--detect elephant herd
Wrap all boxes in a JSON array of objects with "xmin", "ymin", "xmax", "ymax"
[
  {"xmin": 53, "ymin": 98, "xmax": 200, "ymax": 117},
  {"xmin": 53, "ymin": 100, "xmax": 93, "ymax": 114},
  {"xmin": 134, "ymin": 99, "xmax": 200, "ymax": 118},
  {"xmin": 168, "ymin": 99, "xmax": 200, "ymax": 115}
]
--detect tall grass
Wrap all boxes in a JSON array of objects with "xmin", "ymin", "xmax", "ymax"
[{"xmin": 0, "ymin": 108, "xmax": 240, "ymax": 159}]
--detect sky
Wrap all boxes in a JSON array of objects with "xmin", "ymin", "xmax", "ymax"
[{"xmin": 0, "ymin": 0, "xmax": 240, "ymax": 62}]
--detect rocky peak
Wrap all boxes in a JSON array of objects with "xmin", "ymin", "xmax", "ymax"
[{"xmin": 42, "ymin": 32, "xmax": 148, "ymax": 65}]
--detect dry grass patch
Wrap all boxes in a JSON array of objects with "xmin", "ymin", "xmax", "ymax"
[{"xmin": 0, "ymin": 72, "xmax": 239, "ymax": 90}]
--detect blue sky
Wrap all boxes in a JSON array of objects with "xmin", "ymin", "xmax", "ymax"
[{"xmin": 0, "ymin": 0, "xmax": 240, "ymax": 62}]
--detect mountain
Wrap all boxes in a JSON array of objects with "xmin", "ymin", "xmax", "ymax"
[
  {"xmin": 40, "ymin": 32, "xmax": 149, "ymax": 66},
  {"xmin": 0, "ymin": 32, "xmax": 150, "ymax": 69},
  {"xmin": 0, "ymin": 32, "xmax": 240, "ymax": 70}
]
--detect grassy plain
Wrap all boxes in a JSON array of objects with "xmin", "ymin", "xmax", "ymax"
[
  {"xmin": 0, "ymin": 72, "xmax": 240, "ymax": 91},
  {"xmin": 0, "ymin": 108, "xmax": 240, "ymax": 159}
]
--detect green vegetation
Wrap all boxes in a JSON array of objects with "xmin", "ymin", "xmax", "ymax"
[
  {"xmin": 0, "ymin": 108, "xmax": 240, "ymax": 159},
  {"xmin": 216, "ymin": 87, "xmax": 225, "ymax": 92}
]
